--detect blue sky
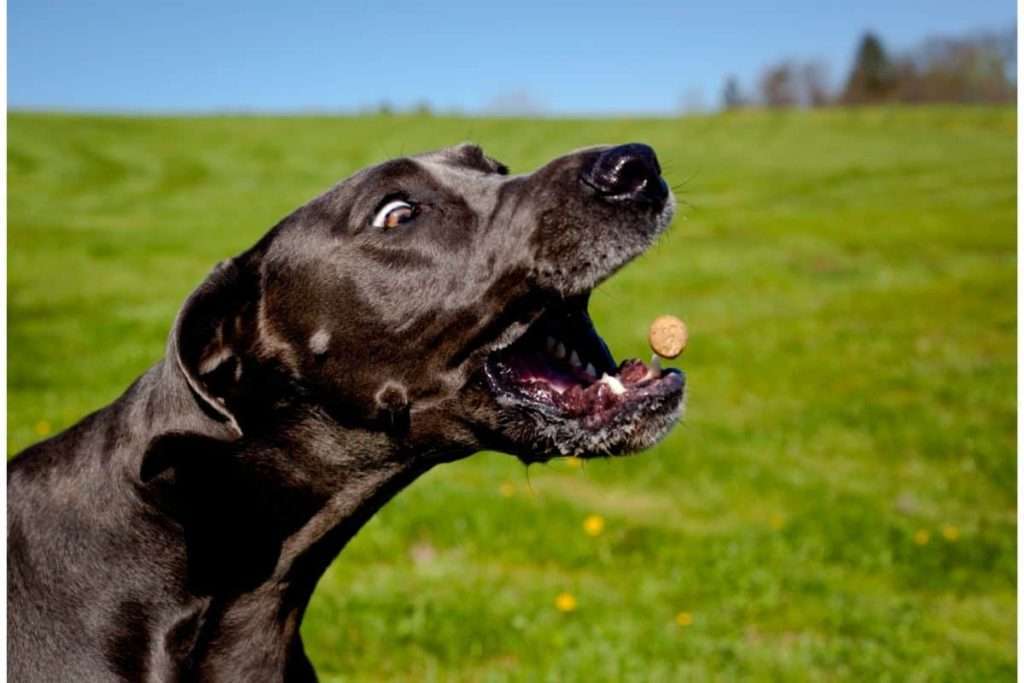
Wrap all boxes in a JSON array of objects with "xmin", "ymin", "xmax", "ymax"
[{"xmin": 9, "ymin": 0, "xmax": 1016, "ymax": 114}]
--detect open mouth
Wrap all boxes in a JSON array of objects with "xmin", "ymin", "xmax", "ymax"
[{"xmin": 483, "ymin": 294, "xmax": 685, "ymax": 432}]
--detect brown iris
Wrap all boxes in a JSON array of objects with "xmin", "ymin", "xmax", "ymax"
[
  {"xmin": 383, "ymin": 204, "xmax": 414, "ymax": 228},
  {"xmin": 373, "ymin": 199, "xmax": 416, "ymax": 229}
]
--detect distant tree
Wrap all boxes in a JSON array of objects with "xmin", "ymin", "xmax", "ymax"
[
  {"xmin": 858, "ymin": 28, "xmax": 1015, "ymax": 104},
  {"xmin": 747, "ymin": 25, "xmax": 1014, "ymax": 110},
  {"xmin": 843, "ymin": 32, "xmax": 895, "ymax": 103},
  {"xmin": 721, "ymin": 76, "xmax": 746, "ymax": 109},
  {"xmin": 412, "ymin": 100, "xmax": 433, "ymax": 116},
  {"xmin": 484, "ymin": 90, "xmax": 546, "ymax": 116},
  {"xmin": 800, "ymin": 61, "xmax": 831, "ymax": 106},
  {"xmin": 901, "ymin": 33, "xmax": 1014, "ymax": 103},
  {"xmin": 759, "ymin": 62, "xmax": 799, "ymax": 107},
  {"xmin": 679, "ymin": 86, "xmax": 707, "ymax": 114},
  {"xmin": 996, "ymin": 26, "xmax": 1016, "ymax": 80},
  {"xmin": 743, "ymin": 60, "xmax": 832, "ymax": 109}
]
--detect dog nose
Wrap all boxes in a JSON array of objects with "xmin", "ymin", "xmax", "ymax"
[{"xmin": 581, "ymin": 143, "xmax": 668, "ymax": 205}]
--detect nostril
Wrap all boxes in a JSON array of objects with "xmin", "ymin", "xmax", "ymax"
[
  {"xmin": 581, "ymin": 143, "xmax": 665, "ymax": 204},
  {"xmin": 615, "ymin": 158, "xmax": 652, "ymax": 195}
]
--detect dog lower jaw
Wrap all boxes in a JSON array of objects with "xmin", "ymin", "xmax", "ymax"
[
  {"xmin": 487, "ymin": 374, "xmax": 688, "ymax": 464},
  {"xmin": 501, "ymin": 388, "xmax": 685, "ymax": 464}
]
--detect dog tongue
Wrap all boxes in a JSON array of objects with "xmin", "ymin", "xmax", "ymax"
[
  {"xmin": 559, "ymin": 379, "xmax": 617, "ymax": 416},
  {"xmin": 619, "ymin": 359, "xmax": 651, "ymax": 384},
  {"xmin": 555, "ymin": 358, "xmax": 661, "ymax": 416}
]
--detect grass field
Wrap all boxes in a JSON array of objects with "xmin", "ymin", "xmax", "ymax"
[{"xmin": 7, "ymin": 107, "xmax": 1016, "ymax": 681}]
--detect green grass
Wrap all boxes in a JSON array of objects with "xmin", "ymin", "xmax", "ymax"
[{"xmin": 8, "ymin": 107, "xmax": 1016, "ymax": 681}]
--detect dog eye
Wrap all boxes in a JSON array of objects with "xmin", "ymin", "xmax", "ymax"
[{"xmin": 372, "ymin": 200, "xmax": 416, "ymax": 229}]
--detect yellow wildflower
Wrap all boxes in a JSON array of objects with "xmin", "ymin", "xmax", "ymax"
[
  {"xmin": 554, "ymin": 592, "xmax": 577, "ymax": 612},
  {"xmin": 583, "ymin": 514, "xmax": 605, "ymax": 537}
]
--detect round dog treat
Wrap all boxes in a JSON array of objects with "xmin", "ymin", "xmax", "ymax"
[{"xmin": 648, "ymin": 315, "xmax": 688, "ymax": 359}]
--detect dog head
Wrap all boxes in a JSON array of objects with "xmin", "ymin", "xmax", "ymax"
[{"xmin": 173, "ymin": 143, "xmax": 684, "ymax": 462}]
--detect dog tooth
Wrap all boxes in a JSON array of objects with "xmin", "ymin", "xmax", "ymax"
[
  {"xmin": 600, "ymin": 374, "xmax": 626, "ymax": 396},
  {"xmin": 569, "ymin": 350, "xmax": 581, "ymax": 368},
  {"xmin": 585, "ymin": 362, "xmax": 597, "ymax": 377},
  {"xmin": 556, "ymin": 342, "xmax": 566, "ymax": 359}
]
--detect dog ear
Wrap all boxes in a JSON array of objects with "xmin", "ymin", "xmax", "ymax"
[{"xmin": 173, "ymin": 259, "xmax": 257, "ymax": 437}]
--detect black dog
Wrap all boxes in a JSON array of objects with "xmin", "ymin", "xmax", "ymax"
[{"xmin": 8, "ymin": 143, "xmax": 685, "ymax": 681}]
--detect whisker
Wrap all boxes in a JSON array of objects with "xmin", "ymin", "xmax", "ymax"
[
  {"xmin": 673, "ymin": 168, "xmax": 704, "ymax": 191},
  {"xmin": 591, "ymin": 284, "xmax": 625, "ymax": 303}
]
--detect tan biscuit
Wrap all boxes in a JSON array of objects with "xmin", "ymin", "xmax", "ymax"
[{"xmin": 648, "ymin": 315, "xmax": 688, "ymax": 359}]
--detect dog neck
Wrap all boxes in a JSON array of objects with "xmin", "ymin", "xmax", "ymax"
[
  {"xmin": 10, "ymin": 345, "xmax": 449, "ymax": 678},
  {"xmin": 170, "ymin": 447, "xmax": 430, "ymax": 681},
  {"xmin": 133, "ymin": 358, "xmax": 437, "ymax": 678}
]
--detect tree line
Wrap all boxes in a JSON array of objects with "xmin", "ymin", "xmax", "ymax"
[{"xmin": 722, "ymin": 27, "xmax": 1016, "ymax": 110}]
